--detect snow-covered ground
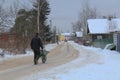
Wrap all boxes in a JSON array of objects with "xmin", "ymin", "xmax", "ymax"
[
  {"xmin": 1, "ymin": 41, "xmax": 120, "ymax": 80},
  {"xmin": 0, "ymin": 43, "xmax": 57, "ymax": 62}
]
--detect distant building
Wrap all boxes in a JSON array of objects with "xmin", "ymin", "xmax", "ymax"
[
  {"xmin": 0, "ymin": 33, "xmax": 17, "ymax": 49},
  {"xmin": 75, "ymin": 31, "xmax": 83, "ymax": 37},
  {"xmin": 59, "ymin": 34, "xmax": 65, "ymax": 41},
  {"xmin": 74, "ymin": 31, "xmax": 84, "ymax": 45},
  {"xmin": 60, "ymin": 33, "xmax": 72, "ymax": 41}
]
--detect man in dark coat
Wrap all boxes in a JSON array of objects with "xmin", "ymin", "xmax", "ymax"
[{"xmin": 31, "ymin": 33, "xmax": 43, "ymax": 65}]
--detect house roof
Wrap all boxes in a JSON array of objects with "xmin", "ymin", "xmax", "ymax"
[
  {"xmin": 61, "ymin": 33, "xmax": 71, "ymax": 36},
  {"xmin": 75, "ymin": 31, "xmax": 83, "ymax": 37},
  {"xmin": 87, "ymin": 18, "xmax": 120, "ymax": 34},
  {"xmin": 109, "ymin": 19, "xmax": 120, "ymax": 32},
  {"xmin": 87, "ymin": 19, "xmax": 109, "ymax": 34}
]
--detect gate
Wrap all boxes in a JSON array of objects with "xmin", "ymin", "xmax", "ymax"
[{"xmin": 117, "ymin": 34, "xmax": 120, "ymax": 52}]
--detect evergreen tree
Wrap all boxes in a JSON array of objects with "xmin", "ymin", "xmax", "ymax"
[
  {"xmin": 11, "ymin": 0, "xmax": 51, "ymax": 38},
  {"xmin": 10, "ymin": 0, "xmax": 51, "ymax": 52}
]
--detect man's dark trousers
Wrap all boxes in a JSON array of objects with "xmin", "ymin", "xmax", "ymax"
[{"xmin": 33, "ymin": 49, "xmax": 41, "ymax": 65}]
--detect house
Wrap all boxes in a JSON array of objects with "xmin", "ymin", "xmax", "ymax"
[
  {"xmin": 87, "ymin": 18, "xmax": 120, "ymax": 51},
  {"xmin": 0, "ymin": 33, "xmax": 17, "ymax": 49},
  {"xmin": 87, "ymin": 19, "xmax": 113, "ymax": 48},
  {"xmin": 75, "ymin": 31, "xmax": 83, "ymax": 37},
  {"xmin": 61, "ymin": 33, "xmax": 72, "ymax": 41},
  {"xmin": 74, "ymin": 31, "xmax": 84, "ymax": 44},
  {"xmin": 59, "ymin": 34, "xmax": 65, "ymax": 41}
]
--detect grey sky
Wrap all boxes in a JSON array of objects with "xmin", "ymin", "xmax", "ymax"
[
  {"xmin": 2, "ymin": 0, "xmax": 120, "ymax": 33},
  {"xmin": 48, "ymin": 0, "xmax": 120, "ymax": 33}
]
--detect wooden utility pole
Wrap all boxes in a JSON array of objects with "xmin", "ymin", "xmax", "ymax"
[{"xmin": 37, "ymin": 0, "xmax": 40, "ymax": 33}]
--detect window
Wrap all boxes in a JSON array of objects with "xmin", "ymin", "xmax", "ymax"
[{"xmin": 97, "ymin": 35, "xmax": 102, "ymax": 39}]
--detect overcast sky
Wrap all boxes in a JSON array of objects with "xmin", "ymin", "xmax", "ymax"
[
  {"xmin": 1, "ymin": 0, "xmax": 120, "ymax": 33},
  {"xmin": 48, "ymin": 0, "xmax": 120, "ymax": 33}
]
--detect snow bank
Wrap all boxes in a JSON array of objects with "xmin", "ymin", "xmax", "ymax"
[
  {"xmin": 0, "ymin": 43, "xmax": 58, "ymax": 62},
  {"xmin": 21, "ymin": 41, "xmax": 120, "ymax": 80}
]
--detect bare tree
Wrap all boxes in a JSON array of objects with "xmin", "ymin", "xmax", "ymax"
[
  {"xmin": 8, "ymin": 0, "xmax": 20, "ymax": 17},
  {"xmin": 72, "ymin": 21, "xmax": 83, "ymax": 32},
  {"xmin": 81, "ymin": 0, "xmax": 97, "ymax": 35},
  {"xmin": 0, "ymin": 3, "xmax": 8, "ymax": 32},
  {"xmin": 0, "ymin": 1, "xmax": 18, "ymax": 33},
  {"xmin": 73, "ymin": 0, "xmax": 97, "ymax": 36}
]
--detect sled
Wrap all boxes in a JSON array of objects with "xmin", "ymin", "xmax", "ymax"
[{"xmin": 40, "ymin": 49, "xmax": 48, "ymax": 63}]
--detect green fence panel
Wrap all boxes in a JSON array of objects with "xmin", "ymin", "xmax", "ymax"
[{"xmin": 94, "ymin": 38, "xmax": 113, "ymax": 49}]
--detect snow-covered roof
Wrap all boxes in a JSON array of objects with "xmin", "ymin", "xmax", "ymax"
[
  {"xmin": 61, "ymin": 33, "xmax": 71, "ymax": 36},
  {"xmin": 109, "ymin": 19, "xmax": 120, "ymax": 32},
  {"xmin": 87, "ymin": 19, "xmax": 109, "ymax": 34},
  {"xmin": 75, "ymin": 31, "xmax": 83, "ymax": 37},
  {"xmin": 87, "ymin": 18, "xmax": 120, "ymax": 34}
]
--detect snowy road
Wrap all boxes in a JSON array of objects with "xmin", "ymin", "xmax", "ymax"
[
  {"xmin": 1, "ymin": 41, "xmax": 120, "ymax": 80},
  {"xmin": 0, "ymin": 42, "xmax": 79, "ymax": 80}
]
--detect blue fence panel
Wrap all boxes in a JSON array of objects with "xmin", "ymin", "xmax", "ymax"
[{"xmin": 117, "ymin": 34, "xmax": 120, "ymax": 52}]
